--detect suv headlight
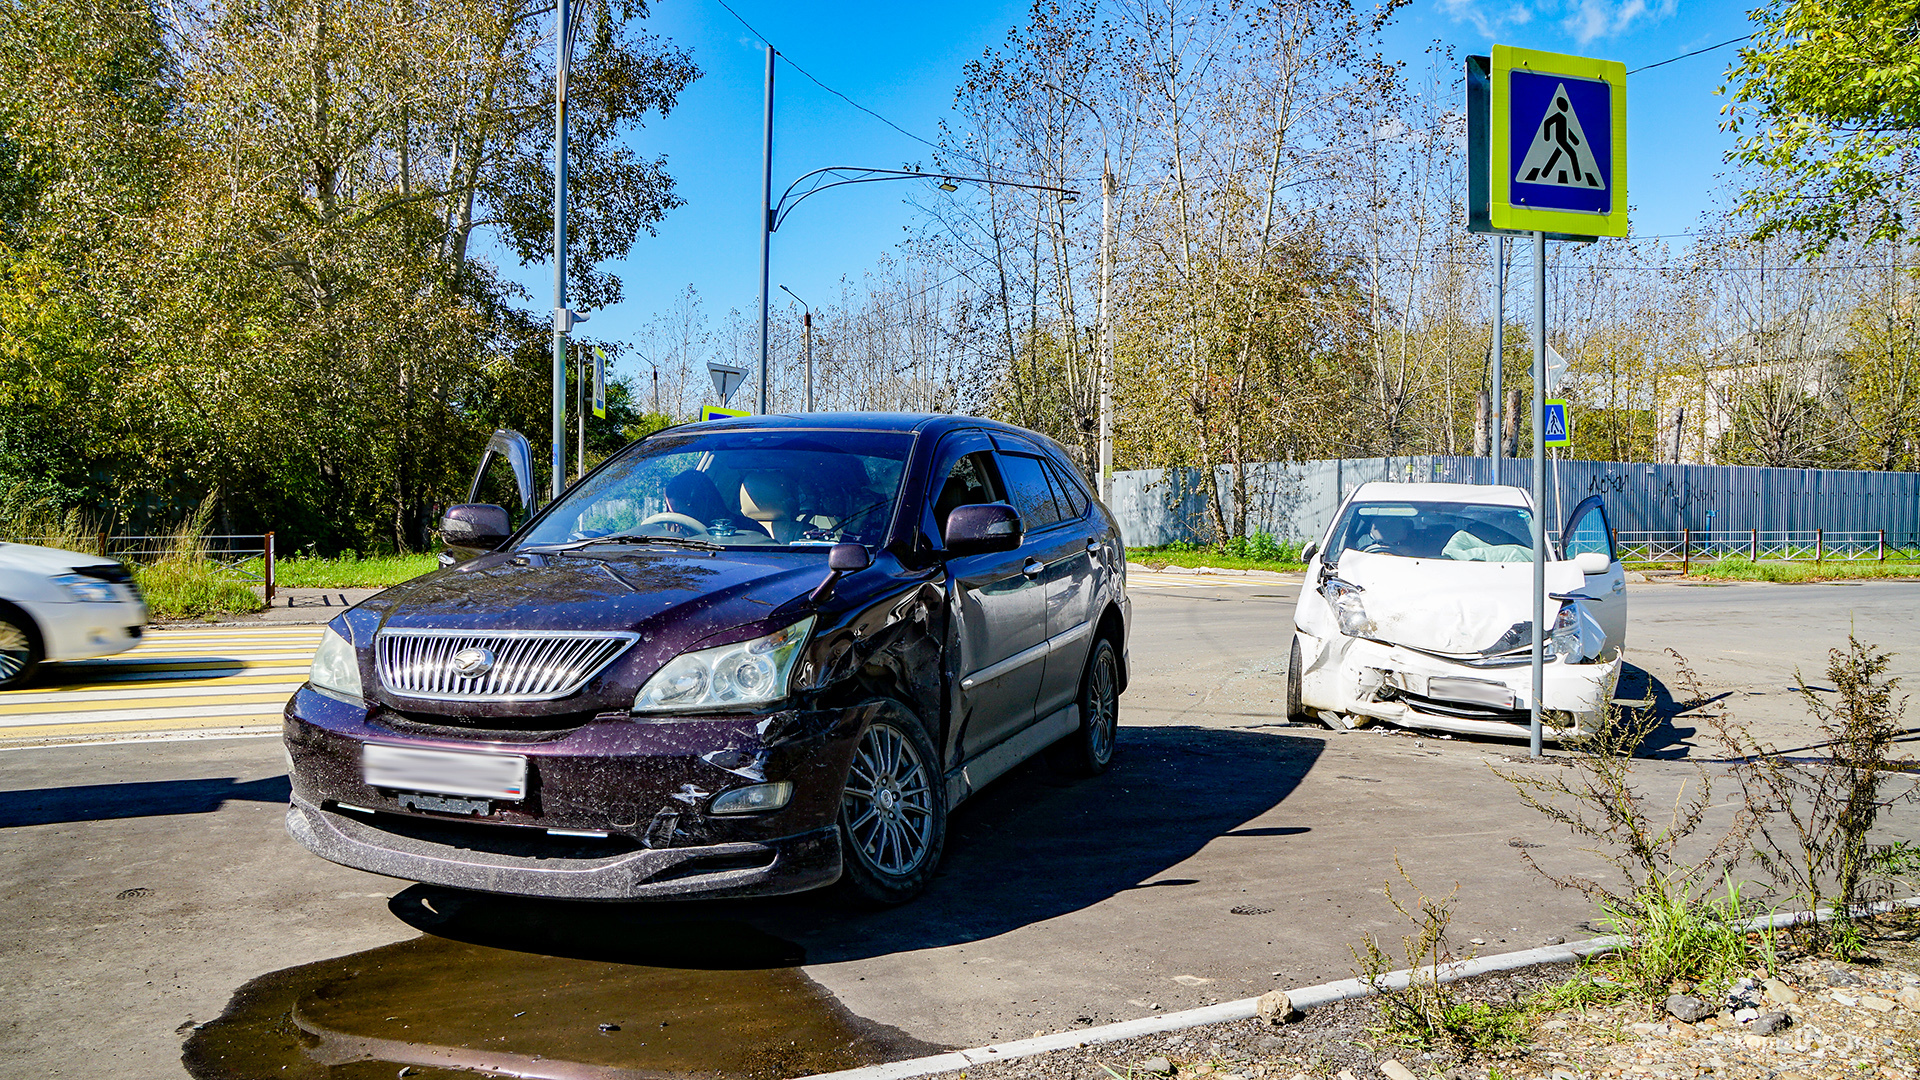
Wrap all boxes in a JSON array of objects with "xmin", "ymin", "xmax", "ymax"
[
  {"xmin": 1319, "ymin": 577, "xmax": 1374, "ymax": 637},
  {"xmin": 52, "ymin": 573, "xmax": 117, "ymax": 604},
  {"xmin": 633, "ymin": 616, "xmax": 815, "ymax": 714},
  {"xmin": 1551, "ymin": 603, "xmax": 1604, "ymax": 663},
  {"xmin": 309, "ymin": 626, "xmax": 363, "ymax": 701}
]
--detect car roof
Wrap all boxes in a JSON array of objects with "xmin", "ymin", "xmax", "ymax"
[
  {"xmin": 1348, "ymin": 481, "xmax": 1534, "ymax": 508},
  {"xmin": 669, "ymin": 412, "xmax": 1068, "ymax": 451}
]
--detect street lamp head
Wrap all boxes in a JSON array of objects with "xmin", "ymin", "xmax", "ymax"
[
  {"xmin": 938, "ymin": 179, "xmax": 959, "ymax": 192},
  {"xmin": 1060, "ymin": 190, "xmax": 1078, "ymax": 204}
]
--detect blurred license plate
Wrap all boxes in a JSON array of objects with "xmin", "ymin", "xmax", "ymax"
[
  {"xmin": 1427, "ymin": 677, "xmax": 1516, "ymax": 709},
  {"xmin": 363, "ymin": 743, "xmax": 527, "ymax": 800}
]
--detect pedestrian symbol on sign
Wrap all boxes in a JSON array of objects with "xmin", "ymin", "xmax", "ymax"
[
  {"xmin": 1543, "ymin": 399, "xmax": 1571, "ymax": 448},
  {"xmin": 1517, "ymin": 85, "xmax": 1605, "ymax": 190}
]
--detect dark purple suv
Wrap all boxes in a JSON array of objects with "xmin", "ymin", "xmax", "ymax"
[{"xmin": 284, "ymin": 414, "xmax": 1130, "ymax": 904}]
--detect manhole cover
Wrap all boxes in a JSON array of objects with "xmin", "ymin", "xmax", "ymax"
[{"xmin": 1230, "ymin": 905, "xmax": 1274, "ymax": 916}]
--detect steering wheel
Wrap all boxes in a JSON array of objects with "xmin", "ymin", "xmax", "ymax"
[{"xmin": 639, "ymin": 512, "xmax": 710, "ymax": 535}]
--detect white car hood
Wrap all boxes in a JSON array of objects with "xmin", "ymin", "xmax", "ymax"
[
  {"xmin": 0, "ymin": 542, "xmax": 103, "ymax": 575},
  {"xmin": 1332, "ymin": 549, "xmax": 1585, "ymax": 654}
]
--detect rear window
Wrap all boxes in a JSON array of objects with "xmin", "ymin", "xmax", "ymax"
[{"xmin": 1328, "ymin": 500, "xmax": 1535, "ymax": 563}]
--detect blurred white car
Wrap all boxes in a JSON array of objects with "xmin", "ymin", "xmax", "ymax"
[
  {"xmin": 1289, "ymin": 482, "xmax": 1626, "ymax": 741},
  {"xmin": 0, "ymin": 542, "xmax": 148, "ymax": 689}
]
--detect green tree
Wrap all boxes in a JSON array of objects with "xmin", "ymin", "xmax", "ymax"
[{"xmin": 1724, "ymin": 0, "xmax": 1920, "ymax": 251}]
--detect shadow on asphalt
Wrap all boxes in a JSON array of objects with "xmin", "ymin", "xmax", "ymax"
[
  {"xmin": 0, "ymin": 775, "xmax": 291, "ymax": 828},
  {"xmin": 387, "ymin": 725, "xmax": 1323, "ymax": 966}
]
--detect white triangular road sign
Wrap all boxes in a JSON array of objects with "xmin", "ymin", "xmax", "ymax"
[
  {"xmin": 1516, "ymin": 83, "xmax": 1606, "ymax": 190},
  {"xmin": 708, "ymin": 362, "xmax": 746, "ymax": 404},
  {"xmin": 1546, "ymin": 343, "xmax": 1569, "ymax": 394}
]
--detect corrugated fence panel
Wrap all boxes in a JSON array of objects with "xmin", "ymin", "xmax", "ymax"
[{"xmin": 1108, "ymin": 457, "xmax": 1920, "ymax": 548}]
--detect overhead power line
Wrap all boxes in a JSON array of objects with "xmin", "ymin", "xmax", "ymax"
[{"xmin": 1628, "ymin": 34, "xmax": 1753, "ymax": 75}]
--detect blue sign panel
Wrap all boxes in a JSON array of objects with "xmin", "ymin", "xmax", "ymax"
[
  {"xmin": 1543, "ymin": 400, "xmax": 1571, "ymax": 448},
  {"xmin": 1508, "ymin": 71, "xmax": 1612, "ymax": 216}
]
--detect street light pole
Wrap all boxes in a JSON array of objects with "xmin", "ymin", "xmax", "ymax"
[
  {"xmin": 550, "ymin": 0, "xmax": 571, "ymax": 499},
  {"xmin": 779, "ymin": 285, "xmax": 813, "ymax": 412},
  {"xmin": 1097, "ymin": 151, "xmax": 1114, "ymax": 502},
  {"xmin": 756, "ymin": 45, "xmax": 775, "ymax": 415}
]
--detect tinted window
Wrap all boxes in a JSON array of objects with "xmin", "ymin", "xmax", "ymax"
[
  {"xmin": 1564, "ymin": 501, "xmax": 1615, "ymax": 561},
  {"xmin": 1045, "ymin": 459, "xmax": 1090, "ymax": 520},
  {"xmin": 997, "ymin": 454, "xmax": 1063, "ymax": 530},
  {"xmin": 933, "ymin": 451, "xmax": 1001, "ymax": 533}
]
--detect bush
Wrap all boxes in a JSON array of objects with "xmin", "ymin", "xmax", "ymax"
[{"xmin": 136, "ymin": 559, "xmax": 264, "ymax": 619}]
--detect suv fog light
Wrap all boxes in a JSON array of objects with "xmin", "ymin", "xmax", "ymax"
[{"xmin": 709, "ymin": 782, "xmax": 793, "ymax": 815}]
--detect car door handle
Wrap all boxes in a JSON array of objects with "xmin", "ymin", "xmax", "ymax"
[
  {"xmin": 1023, "ymin": 560, "xmax": 1046, "ymax": 578},
  {"xmin": 1086, "ymin": 538, "xmax": 1099, "ymax": 551},
  {"xmin": 1611, "ymin": 580, "xmax": 1626, "ymax": 594}
]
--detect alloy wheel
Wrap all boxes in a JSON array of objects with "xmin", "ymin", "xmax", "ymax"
[
  {"xmin": 841, "ymin": 722, "xmax": 936, "ymax": 876},
  {"xmin": 0, "ymin": 620, "xmax": 30, "ymax": 685},
  {"xmin": 1086, "ymin": 643, "xmax": 1118, "ymax": 764}
]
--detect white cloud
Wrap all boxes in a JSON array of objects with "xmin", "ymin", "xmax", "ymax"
[{"xmin": 1435, "ymin": 0, "xmax": 1674, "ymax": 44}]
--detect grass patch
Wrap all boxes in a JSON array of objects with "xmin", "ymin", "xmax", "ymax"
[
  {"xmin": 238, "ymin": 552, "xmax": 439, "ymax": 589},
  {"xmin": 136, "ymin": 560, "xmax": 264, "ymax": 619},
  {"xmin": 1129, "ymin": 533, "xmax": 1306, "ymax": 573},
  {"xmin": 1694, "ymin": 556, "xmax": 1920, "ymax": 583}
]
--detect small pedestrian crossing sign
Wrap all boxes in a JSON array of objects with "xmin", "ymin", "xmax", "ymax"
[
  {"xmin": 1473, "ymin": 44, "xmax": 1627, "ymax": 239},
  {"xmin": 1543, "ymin": 399, "xmax": 1571, "ymax": 448}
]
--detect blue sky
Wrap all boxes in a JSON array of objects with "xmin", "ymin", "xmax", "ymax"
[{"xmin": 504, "ymin": 0, "xmax": 1758, "ymax": 381}]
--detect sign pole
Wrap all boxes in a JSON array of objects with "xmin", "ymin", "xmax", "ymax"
[
  {"xmin": 1530, "ymin": 229, "xmax": 1547, "ymax": 758},
  {"xmin": 1491, "ymin": 235, "xmax": 1504, "ymax": 462}
]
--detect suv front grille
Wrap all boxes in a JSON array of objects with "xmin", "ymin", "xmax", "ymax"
[{"xmin": 375, "ymin": 629, "xmax": 637, "ymax": 702}]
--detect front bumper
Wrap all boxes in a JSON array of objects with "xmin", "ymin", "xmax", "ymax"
[
  {"xmin": 1297, "ymin": 631, "xmax": 1620, "ymax": 741},
  {"xmin": 288, "ymin": 795, "xmax": 839, "ymax": 901},
  {"xmin": 282, "ymin": 686, "xmax": 863, "ymax": 900},
  {"xmin": 20, "ymin": 596, "xmax": 146, "ymax": 662}
]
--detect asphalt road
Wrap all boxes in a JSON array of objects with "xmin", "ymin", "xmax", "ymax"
[{"xmin": 2, "ymin": 577, "xmax": 1916, "ymax": 1077}]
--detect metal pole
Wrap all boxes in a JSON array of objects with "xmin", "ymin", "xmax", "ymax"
[
  {"xmin": 576, "ymin": 342, "xmax": 585, "ymax": 481},
  {"xmin": 1491, "ymin": 234, "xmax": 1505, "ymax": 463},
  {"xmin": 756, "ymin": 45, "xmax": 775, "ymax": 415},
  {"xmin": 652, "ymin": 367, "xmax": 660, "ymax": 416},
  {"xmin": 1098, "ymin": 153, "xmax": 1114, "ymax": 502},
  {"xmin": 550, "ymin": 0, "xmax": 569, "ymax": 500},
  {"xmin": 802, "ymin": 309, "xmax": 814, "ymax": 412},
  {"xmin": 1530, "ymin": 230, "xmax": 1546, "ymax": 759}
]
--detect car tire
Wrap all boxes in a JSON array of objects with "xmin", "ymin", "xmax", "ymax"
[
  {"xmin": 1047, "ymin": 636, "xmax": 1120, "ymax": 777},
  {"xmin": 0, "ymin": 604, "xmax": 42, "ymax": 690},
  {"xmin": 1286, "ymin": 635, "xmax": 1304, "ymax": 722},
  {"xmin": 838, "ymin": 702, "xmax": 947, "ymax": 906}
]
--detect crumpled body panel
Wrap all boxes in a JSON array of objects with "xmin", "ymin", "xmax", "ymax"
[{"xmin": 1333, "ymin": 549, "xmax": 1584, "ymax": 655}]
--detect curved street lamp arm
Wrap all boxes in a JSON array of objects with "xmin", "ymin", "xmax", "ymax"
[{"xmin": 769, "ymin": 166, "xmax": 1078, "ymax": 232}]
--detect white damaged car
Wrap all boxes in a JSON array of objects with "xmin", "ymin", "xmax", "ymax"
[{"xmin": 1288, "ymin": 482, "xmax": 1626, "ymax": 741}]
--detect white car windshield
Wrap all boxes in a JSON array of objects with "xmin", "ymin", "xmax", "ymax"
[
  {"xmin": 1329, "ymin": 501, "xmax": 1536, "ymax": 563},
  {"xmin": 518, "ymin": 429, "xmax": 912, "ymax": 550}
]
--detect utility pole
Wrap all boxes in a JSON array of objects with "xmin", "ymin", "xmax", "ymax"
[
  {"xmin": 1097, "ymin": 152, "xmax": 1115, "ymax": 502},
  {"xmin": 756, "ymin": 45, "xmax": 775, "ymax": 415},
  {"xmin": 1490, "ymin": 234, "xmax": 1505, "ymax": 464},
  {"xmin": 550, "ymin": 0, "xmax": 570, "ymax": 499},
  {"xmin": 575, "ymin": 342, "xmax": 586, "ymax": 481},
  {"xmin": 780, "ymin": 285, "xmax": 814, "ymax": 412}
]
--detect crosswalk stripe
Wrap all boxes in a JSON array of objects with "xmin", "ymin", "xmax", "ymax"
[{"xmin": 1, "ymin": 625, "xmax": 320, "ymax": 743}]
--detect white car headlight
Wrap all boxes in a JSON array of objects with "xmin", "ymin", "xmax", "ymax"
[
  {"xmin": 1551, "ymin": 603, "xmax": 1605, "ymax": 663},
  {"xmin": 1319, "ymin": 578, "xmax": 1375, "ymax": 637},
  {"xmin": 309, "ymin": 627, "xmax": 363, "ymax": 700},
  {"xmin": 52, "ymin": 573, "xmax": 117, "ymax": 604},
  {"xmin": 633, "ymin": 616, "xmax": 815, "ymax": 714}
]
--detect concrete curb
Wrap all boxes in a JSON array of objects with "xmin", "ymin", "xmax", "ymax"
[
  {"xmin": 1125, "ymin": 562, "xmax": 1302, "ymax": 581},
  {"xmin": 796, "ymin": 895, "xmax": 1920, "ymax": 1080}
]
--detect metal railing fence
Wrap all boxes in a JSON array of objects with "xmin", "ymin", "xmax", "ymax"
[
  {"xmin": 1615, "ymin": 529, "xmax": 1903, "ymax": 567},
  {"xmin": 3, "ymin": 532, "xmax": 277, "ymax": 602}
]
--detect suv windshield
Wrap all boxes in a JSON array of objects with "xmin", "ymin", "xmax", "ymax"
[
  {"xmin": 1328, "ymin": 500, "xmax": 1536, "ymax": 563},
  {"xmin": 519, "ymin": 429, "xmax": 913, "ymax": 550}
]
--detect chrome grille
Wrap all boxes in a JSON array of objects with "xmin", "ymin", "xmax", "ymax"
[{"xmin": 375, "ymin": 629, "xmax": 638, "ymax": 702}]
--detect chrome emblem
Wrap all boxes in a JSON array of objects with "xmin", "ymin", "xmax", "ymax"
[{"xmin": 450, "ymin": 647, "xmax": 495, "ymax": 680}]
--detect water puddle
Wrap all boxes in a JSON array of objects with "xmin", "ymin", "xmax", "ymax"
[{"xmin": 183, "ymin": 887, "xmax": 937, "ymax": 1080}]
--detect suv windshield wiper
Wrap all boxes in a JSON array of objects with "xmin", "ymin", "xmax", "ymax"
[{"xmin": 523, "ymin": 534, "xmax": 724, "ymax": 553}]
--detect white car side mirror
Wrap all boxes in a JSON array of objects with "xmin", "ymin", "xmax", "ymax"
[{"xmin": 1573, "ymin": 551, "xmax": 1611, "ymax": 575}]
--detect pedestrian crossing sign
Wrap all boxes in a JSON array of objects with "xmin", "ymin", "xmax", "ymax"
[
  {"xmin": 1487, "ymin": 45, "xmax": 1626, "ymax": 237},
  {"xmin": 701, "ymin": 406, "xmax": 750, "ymax": 421},
  {"xmin": 1543, "ymin": 399, "xmax": 1571, "ymax": 448}
]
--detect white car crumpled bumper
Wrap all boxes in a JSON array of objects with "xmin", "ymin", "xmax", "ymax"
[{"xmin": 1298, "ymin": 630, "xmax": 1620, "ymax": 741}]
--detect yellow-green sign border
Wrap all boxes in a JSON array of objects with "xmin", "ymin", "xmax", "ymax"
[
  {"xmin": 1490, "ymin": 44, "xmax": 1627, "ymax": 238},
  {"xmin": 700, "ymin": 405, "xmax": 750, "ymax": 421},
  {"xmin": 1544, "ymin": 398, "xmax": 1572, "ymax": 447}
]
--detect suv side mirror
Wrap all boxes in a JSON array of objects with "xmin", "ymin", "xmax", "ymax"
[
  {"xmin": 1301, "ymin": 542, "xmax": 1320, "ymax": 564},
  {"xmin": 441, "ymin": 504, "xmax": 512, "ymax": 549},
  {"xmin": 1572, "ymin": 550, "xmax": 1611, "ymax": 575},
  {"xmin": 810, "ymin": 542, "xmax": 873, "ymax": 605},
  {"xmin": 944, "ymin": 503, "xmax": 1023, "ymax": 557}
]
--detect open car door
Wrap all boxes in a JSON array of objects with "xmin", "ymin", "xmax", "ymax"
[
  {"xmin": 439, "ymin": 429, "xmax": 538, "ymax": 567},
  {"xmin": 1562, "ymin": 494, "xmax": 1627, "ymax": 657}
]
